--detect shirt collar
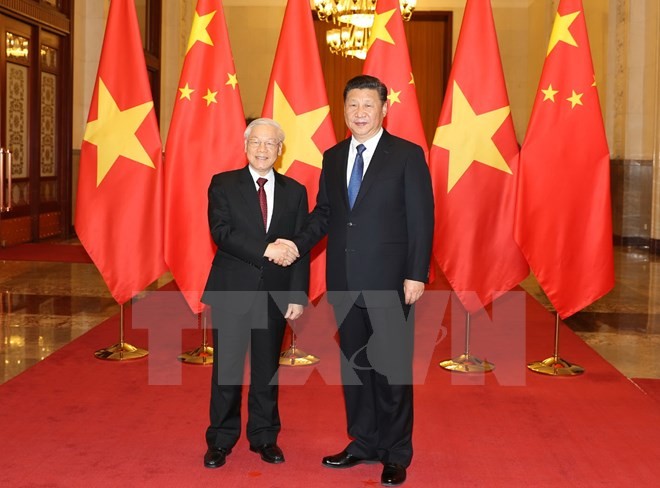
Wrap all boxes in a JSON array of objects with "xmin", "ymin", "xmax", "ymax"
[
  {"xmin": 247, "ymin": 165, "xmax": 275, "ymax": 185},
  {"xmin": 351, "ymin": 127, "xmax": 384, "ymax": 154}
]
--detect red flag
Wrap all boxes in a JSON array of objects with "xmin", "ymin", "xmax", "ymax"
[
  {"xmin": 261, "ymin": 0, "xmax": 336, "ymax": 301},
  {"xmin": 514, "ymin": 0, "xmax": 614, "ymax": 318},
  {"xmin": 164, "ymin": 0, "xmax": 246, "ymax": 314},
  {"xmin": 362, "ymin": 0, "xmax": 428, "ymax": 157},
  {"xmin": 75, "ymin": 0, "xmax": 166, "ymax": 305},
  {"xmin": 429, "ymin": 0, "xmax": 528, "ymax": 313}
]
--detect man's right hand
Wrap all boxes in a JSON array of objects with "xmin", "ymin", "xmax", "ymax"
[{"xmin": 264, "ymin": 240, "xmax": 299, "ymax": 267}]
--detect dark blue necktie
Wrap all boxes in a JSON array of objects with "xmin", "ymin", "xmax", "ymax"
[{"xmin": 348, "ymin": 144, "xmax": 366, "ymax": 209}]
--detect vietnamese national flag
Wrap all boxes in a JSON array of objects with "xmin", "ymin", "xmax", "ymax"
[
  {"xmin": 261, "ymin": 0, "xmax": 336, "ymax": 301},
  {"xmin": 514, "ymin": 0, "xmax": 614, "ymax": 319},
  {"xmin": 429, "ymin": 0, "xmax": 528, "ymax": 313},
  {"xmin": 75, "ymin": 0, "xmax": 167, "ymax": 306},
  {"xmin": 164, "ymin": 0, "xmax": 246, "ymax": 314},
  {"xmin": 362, "ymin": 0, "xmax": 428, "ymax": 157}
]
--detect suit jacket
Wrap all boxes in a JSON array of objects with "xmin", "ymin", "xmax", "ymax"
[
  {"xmin": 202, "ymin": 166, "xmax": 310, "ymax": 314},
  {"xmin": 295, "ymin": 130, "xmax": 434, "ymax": 306}
]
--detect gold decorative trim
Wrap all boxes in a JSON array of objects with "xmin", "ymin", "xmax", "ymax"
[{"xmin": 0, "ymin": 0, "xmax": 70, "ymax": 34}]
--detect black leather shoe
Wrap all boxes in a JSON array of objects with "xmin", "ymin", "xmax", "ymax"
[
  {"xmin": 321, "ymin": 450, "xmax": 376, "ymax": 469},
  {"xmin": 203, "ymin": 447, "xmax": 231, "ymax": 469},
  {"xmin": 381, "ymin": 463, "xmax": 406, "ymax": 486},
  {"xmin": 249, "ymin": 443, "xmax": 285, "ymax": 464}
]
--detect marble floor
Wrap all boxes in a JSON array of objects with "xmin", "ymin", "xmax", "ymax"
[{"xmin": 1, "ymin": 243, "xmax": 658, "ymax": 384}]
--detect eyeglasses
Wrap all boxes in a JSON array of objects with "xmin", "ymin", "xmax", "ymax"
[{"xmin": 247, "ymin": 139, "xmax": 280, "ymax": 151}]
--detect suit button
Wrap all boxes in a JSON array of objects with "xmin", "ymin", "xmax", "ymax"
[{"xmin": 347, "ymin": 222, "xmax": 354, "ymax": 227}]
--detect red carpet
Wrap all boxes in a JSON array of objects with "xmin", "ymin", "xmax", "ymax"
[
  {"xmin": 1, "ymin": 285, "xmax": 660, "ymax": 487},
  {"xmin": 0, "ymin": 243, "xmax": 92, "ymax": 263},
  {"xmin": 631, "ymin": 378, "xmax": 660, "ymax": 404}
]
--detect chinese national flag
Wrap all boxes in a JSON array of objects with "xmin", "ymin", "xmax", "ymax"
[
  {"xmin": 429, "ymin": 0, "xmax": 528, "ymax": 313},
  {"xmin": 164, "ymin": 0, "xmax": 246, "ymax": 314},
  {"xmin": 514, "ymin": 0, "xmax": 614, "ymax": 319},
  {"xmin": 261, "ymin": 0, "xmax": 336, "ymax": 301},
  {"xmin": 362, "ymin": 0, "xmax": 428, "ymax": 157},
  {"xmin": 75, "ymin": 0, "xmax": 166, "ymax": 306}
]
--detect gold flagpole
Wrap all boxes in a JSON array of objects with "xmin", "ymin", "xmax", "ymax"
[
  {"xmin": 179, "ymin": 307, "xmax": 213, "ymax": 365},
  {"xmin": 527, "ymin": 312, "xmax": 584, "ymax": 376},
  {"xmin": 439, "ymin": 311, "xmax": 495, "ymax": 373},
  {"xmin": 95, "ymin": 303, "xmax": 148, "ymax": 360},
  {"xmin": 279, "ymin": 320, "xmax": 320, "ymax": 367}
]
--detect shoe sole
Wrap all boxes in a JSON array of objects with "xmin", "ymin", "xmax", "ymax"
[{"xmin": 321, "ymin": 459, "xmax": 380, "ymax": 469}]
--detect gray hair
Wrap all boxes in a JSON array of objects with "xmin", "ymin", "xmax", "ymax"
[{"xmin": 244, "ymin": 118, "xmax": 285, "ymax": 142}]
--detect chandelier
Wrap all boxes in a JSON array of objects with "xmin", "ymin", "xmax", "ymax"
[{"xmin": 313, "ymin": 0, "xmax": 417, "ymax": 59}]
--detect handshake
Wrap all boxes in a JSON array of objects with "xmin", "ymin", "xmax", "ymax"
[{"xmin": 264, "ymin": 238, "xmax": 300, "ymax": 267}]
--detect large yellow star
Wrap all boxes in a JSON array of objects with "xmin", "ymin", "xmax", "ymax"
[
  {"xmin": 186, "ymin": 10, "xmax": 216, "ymax": 54},
  {"xmin": 272, "ymin": 82, "xmax": 329, "ymax": 174},
  {"xmin": 547, "ymin": 10, "xmax": 580, "ymax": 55},
  {"xmin": 433, "ymin": 81, "xmax": 512, "ymax": 192},
  {"xmin": 367, "ymin": 8, "xmax": 395, "ymax": 51},
  {"xmin": 83, "ymin": 79, "xmax": 155, "ymax": 186}
]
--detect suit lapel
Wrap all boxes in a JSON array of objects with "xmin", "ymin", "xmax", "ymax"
[
  {"xmin": 268, "ymin": 172, "xmax": 287, "ymax": 236},
  {"xmin": 335, "ymin": 139, "xmax": 351, "ymax": 211},
  {"xmin": 352, "ymin": 130, "xmax": 391, "ymax": 211},
  {"xmin": 237, "ymin": 166, "xmax": 266, "ymax": 233}
]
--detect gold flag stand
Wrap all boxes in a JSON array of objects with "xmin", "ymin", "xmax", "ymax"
[
  {"xmin": 439, "ymin": 311, "xmax": 495, "ymax": 373},
  {"xmin": 279, "ymin": 321, "xmax": 320, "ymax": 367},
  {"xmin": 179, "ymin": 308, "xmax": 213, "ymax": 365},
  {"xmin": 528, "ymin": 312, "xmax": 584, "ymax": 376},
  {"xmin": 95, "ymin": 303, "xmax": 148, "ymax": 360}
]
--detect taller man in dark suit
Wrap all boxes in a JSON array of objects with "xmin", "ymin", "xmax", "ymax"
[
  {"xmin": 201, "ymin": 118, "xmax": 309, "ymax": 469},
  {"xmin": 279, "ymin": 75, "xmax": 434, "ymax": 486}
]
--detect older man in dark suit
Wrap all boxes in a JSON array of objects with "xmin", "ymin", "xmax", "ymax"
[
  {"xmin": 201, "ymin": 118, "xmax": 309, "ymax": 469},
  {"xmin": 278, "ymin": 75, "xmax": 434, "ymax": 486}
]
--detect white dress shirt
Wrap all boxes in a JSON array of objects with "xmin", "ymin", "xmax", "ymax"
[{"xmin": 346, "ymin": 127, "xmax": 384, "ymax": 186}]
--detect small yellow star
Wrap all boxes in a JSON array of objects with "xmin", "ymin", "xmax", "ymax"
[
  {"xmin": 203, "ymin": 89, "xmax": 218, "ymax": 106},
  {"xmin": 367, "ymin": 8, "xmax": 395, "ymax": 51},
  {"xmin": 226, "ymin": 73, "xmax": 238, "ymax": 90},
  {"xmin": 541, "ymin": 84, "xmax": 559, "ymax": 102},
  {"xmin": 409, "ymin": 73, "xmax": 415, "ymax": 85},
  {"xmin": 566, "ymin": 90, "xmax": 583, "ymax": 108},
  {"xmin": 592, "ymin": 74, "xmax": 597, "ymax": 87},
  {"xmin": 547, "ymin": 10, "xmax": 580, "ymax": 55},
  {"xmin": 178, "ymin": 83, "xmax": 194, "ymax": 101},
  {"xmin": 187, "ymin": 10, "xmax": 216, "ymax": 54},
  {"xmin": 387, "ymin": 88, "xmax": 401, "ymax": 106}
]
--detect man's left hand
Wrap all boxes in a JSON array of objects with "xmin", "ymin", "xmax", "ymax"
[
  {"xmin": 284, "ymin": 303, "xmax": 304, "ymax": 320},
  {"xmin": 403, "ymin": 279, "xmax": 425, "ymax": 305}
]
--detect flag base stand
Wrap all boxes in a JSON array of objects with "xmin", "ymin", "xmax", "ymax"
[
  {"xmin": 527, "ymin": 313, "xmax": 584, "ymax": 376},
  {"xmin": 178, "ymin": 345, "xmax": 214, "ymax": 365},
  {"xmin": 279, "ymin": 327, "xmax": 319, "ymax": 366},
  {"xmin": 527, "ymin": 356, "xmax": 584, "ymax": 376},
  {"xmin": 95, "ymin": 304, "xmax": 148, "ymax": 361},
  {"xmin": 179, "ymin": 310, "xmax": 213, "ymax": 365},
  {"xmin": 95, "ymin": 341, "xmax": 148, "ymax": 361},
  {"xmin": 439, "ymin": 311, "xmax": 495, "ymax": 374},
  {"xmin": 439, "ymin": 353, "xmax": 495, "ymax": 373}
]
